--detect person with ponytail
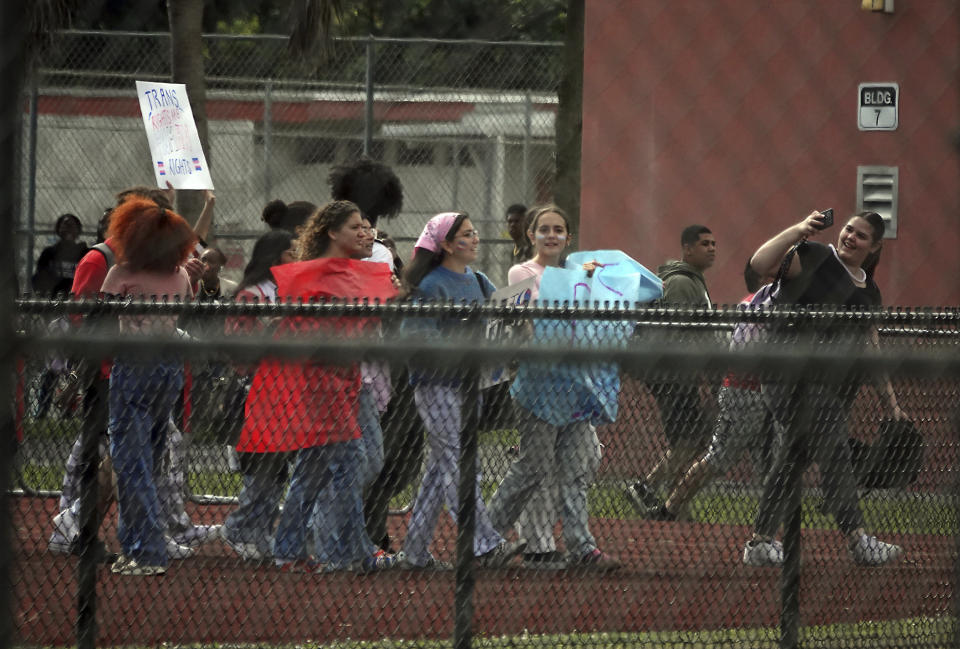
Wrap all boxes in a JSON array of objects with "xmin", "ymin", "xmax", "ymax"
[
  {"xmin": 220, "ymin": 229, "xmax": 296, "ymax": 561},
  {"xmin": 260, "ymin": 199, "xmax": 317, "ymax": 235},
  {"xmin": 395, "ymin": 212, "xmax": 527, "ymax": 570},
  {"xmin": 741, "ymin": 210, "xmax": 906, "ymax": 567}
]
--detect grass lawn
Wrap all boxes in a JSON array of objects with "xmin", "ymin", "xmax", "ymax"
[
  {"xmin": 87, "ymin": 615, "xmax": 952, "ymax": 648},
  {"xmin": 16, "ymin": 465, "xmax": 957, "ymax": 537},
  {"xmin": 15, "ymin": 423, "xmax": 957, "ymax": 536}
]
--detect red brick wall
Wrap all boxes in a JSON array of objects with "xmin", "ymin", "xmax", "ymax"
[{"xmin": 580, "ymin": 1, "xmax": 960, "ymax": 306}]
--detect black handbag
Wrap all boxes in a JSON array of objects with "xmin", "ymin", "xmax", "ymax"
[
  {"xmin": 848, "ymin": 418, "xmax": 924, "ymax": 490},
  {"xmin": 473, "ymin": 272, "xmax": 517, "ymax": 432}
]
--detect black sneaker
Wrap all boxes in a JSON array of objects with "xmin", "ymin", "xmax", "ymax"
[
  {"xmin": 569, "ymin": 548, "xmax": 621, "ymax": 572},
  {"xmin": 71, "ymin": 538, "xmax": 118, "ymax": 565},
  {"xmin": 476, "ymin": 539, "xmax": 527, "ymax": 568},
  {"xmin": 649, "ymin": 505, "xmax": 677, "ymax": 522},
  {"xmin": 521, "ymin": 551, "xmax": 567, "ymax": 570},
  {"xmin": 625, "ymin": 482, "xmax": 663, "ymax": 514}
]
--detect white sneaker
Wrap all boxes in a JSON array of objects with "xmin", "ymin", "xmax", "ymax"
[
  {"xmin": 172, "ymin": 524, "xmax": 223, "ymax": 548},
  {"xmin": 111, "ymin": 555, "xmax": 166, "ymax": 576},
  {"xmin": 49, "ymin": 509, "xmax": 80, "ymax": 554},
  {"xmin": 850, "ymin": 534, "xmax": 903, "ymax": 566},
  {"xmin": 742, "ymin": 539, "xmax": 784, "ymax": 566},
  {"xmin": 48, "ymin": 532, "xmax": 73, "ymax": 554},
  {"xmin": 223, "ymin": 535, "xmax": 266, "ymax": 561},
  {"xmin": 166, "ymin": 539, "xmax": 196, "ymax": 560}
]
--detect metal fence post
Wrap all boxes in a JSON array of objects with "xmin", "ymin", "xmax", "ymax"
[
  {"xmin": 451, "ymin": 141, "xmax": 461, "ymax": 210},
  {"xmin": 779, "ymin": 379, "xmax": 808, "ymax": 649},
  {"xmin": 522, "ymin": 92, "xmax": 532, "ymax": 205},
  {"xmin": 75, "ymin": 371, "xmax": 104, "ymax": 649},
  {"xmin": 1, "ymin": 4, "xmax": 27, "ymax": 647},
  {"xmin": 363, "ymin": 35, "xmax": 375, "ymax": 157},
  {"xmin": 25, "ymin": 69, "xmax": 39, "ymax": 285},
  {"xmin": 454, "ymin": 304, "xmax": 483, "ymax": 649},
  {"xmin": 263, "ymin": 80, "xmax": 273, "ymax": 203}
]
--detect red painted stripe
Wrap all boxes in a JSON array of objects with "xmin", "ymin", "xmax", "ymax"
[{"xmin": 34, "ymin": 95, "xmax": 481, "ymax": 124}]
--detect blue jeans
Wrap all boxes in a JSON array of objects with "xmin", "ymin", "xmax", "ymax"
[
  {"xmin": 309, "ymin": 388, "xmax": 383, "ymax": 563},
  {"xmin": 273, "ymin": 440, "xmax": 372, "ymax": 567},
  {"xmin": 223, "ymin": 453, "xmax": 290, "ymax": 555},
  {"xmin": 109, "ymin": 359, "xmax": 183, "ymax": 567},
  {"xmin": 356, "ymin": 386, "xmax": 385, "ymax": 490}
]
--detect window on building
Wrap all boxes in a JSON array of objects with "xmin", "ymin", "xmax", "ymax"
[
  {"xmin": 344, "ymin": 139, "xmax": 385, "ymax": 162},
  {"xmin": 295, "ymin": 137, "xmax": 338, "ymax": 165},
  {"xmin": 397, "ymin": 141, "xmax": 435, "ymax": 166},
  {"xmin": 442, "ymin": 144, "xmax": 475, "ymax": 167}
]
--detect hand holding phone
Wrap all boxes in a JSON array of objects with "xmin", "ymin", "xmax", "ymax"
[{"xmin": 813, "ymin": 208, "xmax": 834, "ymax": 230}]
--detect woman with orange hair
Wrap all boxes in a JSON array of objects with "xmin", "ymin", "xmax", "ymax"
[{"xmin": 100, "ymin": 199, "xmax": 197, "ymax": 576}]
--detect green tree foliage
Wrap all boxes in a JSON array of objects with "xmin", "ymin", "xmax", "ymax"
[
  {"xmin": 334, "ymin": 0, "xmax": 567, "ymax": 41},
  {"xmin": 206, "ymin": 0, "xmax": 567, "ymax": 42}
]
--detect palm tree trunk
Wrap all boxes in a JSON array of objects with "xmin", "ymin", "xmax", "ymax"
[
  {"xmin": 167, "ymin": 0, "xmax": 210, "ymax": 222},
  {"xmin": 554, "ymin": 0, "xmax": 584, "ymax": 234}
]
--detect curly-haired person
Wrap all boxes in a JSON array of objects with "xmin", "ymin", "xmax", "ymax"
[{"xmin": 237, "ymin": 200, "xmax": 399, "ymax": 573}]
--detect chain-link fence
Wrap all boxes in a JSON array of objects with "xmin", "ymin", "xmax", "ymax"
[
  {"xmin": 17, "ymin": 31, "xmax": 561, "ymax": 293},
  {"xmin": 10, "ymin": 297, "xmax": 959, "ymax": 648},
  {"xmin": 6, "ymin": 4, "xmax": 960, "ymax": 649}
]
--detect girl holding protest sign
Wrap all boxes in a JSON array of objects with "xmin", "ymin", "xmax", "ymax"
[
  {"xmin": 396, "ymin": 212, "xmax": 527, "ymax": 570},
  {"xmin": 487, "ymin": 205, "xmax": 620, "ymax": 571}
]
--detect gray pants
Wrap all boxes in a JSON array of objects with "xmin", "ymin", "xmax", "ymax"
[
  {"xmin": 754, "ymin": 381, "xmax": 865, "ymax": 537},
  {"xmin": 702, "ymin": 385, "xmax": 780, "ymax": 478},
  {"xmin": 488, "ymin": 406, "xmax": 601, "ymax": 558}
]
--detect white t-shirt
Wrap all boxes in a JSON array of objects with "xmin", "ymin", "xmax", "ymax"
[
  {"xmin": 360, "ymin": 240, "xmax": 394, "ymax": 411},
  {"xmin": 363, "ymin": 241, "xmax": 394, "ymax": 272}
]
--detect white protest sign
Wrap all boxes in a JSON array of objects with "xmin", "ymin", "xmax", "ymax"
[
  {"xmin": 478, "ymin": 276, "xmax": 538, "ymax": 389},
  {"xmin": 136, "ymin": 80, "xmax": 214, "ymax": 189},
  {"xmin": 489, "ymin": 275, "xmax": 537, "ymax": 306}
]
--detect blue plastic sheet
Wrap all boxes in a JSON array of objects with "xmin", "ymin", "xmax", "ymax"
[{"xmin": 511, "ymin": 251, "xmax": 662, "ymax": 426}]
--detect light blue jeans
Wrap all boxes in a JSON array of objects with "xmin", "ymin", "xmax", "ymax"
[
  {"xmin": 356, "ymin": 386, "xmax": 385, "ymax": 489},
  {"xmin": 273, "ymin": 440, "xmax": 372, "ymax": 567},
  {"xmin": 488, "ymin": 406, "xmax": 601, "ymax": 558},
  {"xmin": 308, "ymin": 387, "xmax": 383, "ymax": 564},
  {"xmin": 223, "ymin": 453, "xmax": 290, "ymax": 555},
  {"xmin": 400, "ymin": 384, "xmax": 504, "ymax": 566},
  {"xmin": 109, "ymin": 359, "xmax": 183, "ymax": 567}
]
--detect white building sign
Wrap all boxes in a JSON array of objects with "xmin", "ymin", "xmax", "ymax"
[{"xmin": 858, "ymin": 83, "xmax": 899, "ymax": 131}]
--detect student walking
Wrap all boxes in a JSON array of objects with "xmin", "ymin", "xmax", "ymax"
[
  {"xmin": 397, "ymin": 212, "xmax": 526, "ymax": 570},
  {"xmin": 487, "ymin": 205, "xmax": 619, "ymax": 571},
  {"xmin": 100, "ymin": 199, "xmax": 197, "ymax": 576},
  {"xmin": 741, "ymin": 210, "xmax": 905, "ymax": 567},
  {"xmin": 237, "ymin": 201, "xmax": 397, "ymax": 573}
]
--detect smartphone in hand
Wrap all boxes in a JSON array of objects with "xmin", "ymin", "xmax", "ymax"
[{"xmin": 813, "ymin": 208, "xmax": 834, "ymax": 230}]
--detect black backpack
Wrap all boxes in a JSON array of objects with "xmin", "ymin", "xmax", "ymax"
[{"xmin": 848, "ymin": 418, "xmax": 924, "ymax": 490}]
